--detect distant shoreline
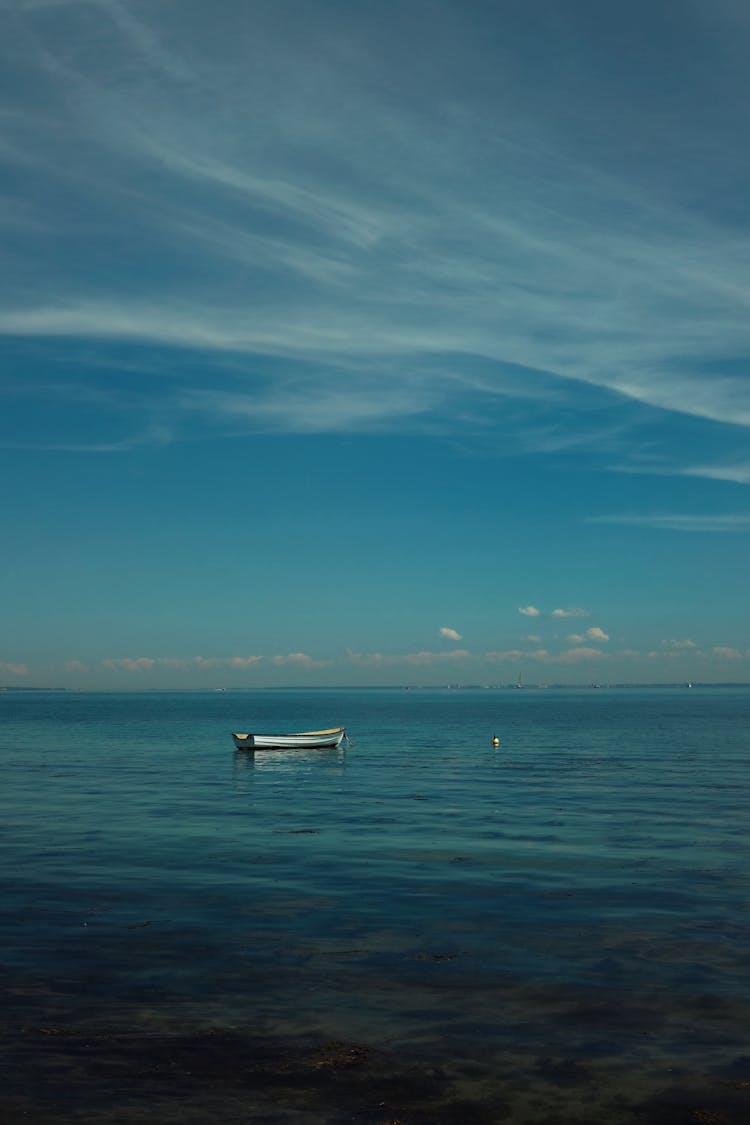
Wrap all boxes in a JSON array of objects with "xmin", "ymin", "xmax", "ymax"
[{"xmin": 2, "ymin": 682, "xmax": 750, "ymax": 693}]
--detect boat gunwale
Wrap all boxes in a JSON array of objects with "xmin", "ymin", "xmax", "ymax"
[{"xmin": 232, "ymin": 726, "xmax": 345, "ymax": 740}]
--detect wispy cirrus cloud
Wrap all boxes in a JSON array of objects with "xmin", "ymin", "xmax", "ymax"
[
  {"xmin": 551, "ymin": 607, "xmax": 589, "ymax": 618},
  {"xmin": 586, "ymin": 514, "xmax": 750, "ymax": 532},
  {"xmin": 680, "ymin": 463, "xmax": 750, "ymax": 485},
  {"xmin": 0, "ymin": 423, "xmax": 173, "ymax": 454},
  {"xmin": 3, "ymin": 0, "xmax": 750, "ymax": 458},
  {"xmin": 183, "ymin": 381, "xmax": 437, "ymax": 434},
  {"xmin": 618, "ymin": 459, "xmax": 750, "ymax": 486}
]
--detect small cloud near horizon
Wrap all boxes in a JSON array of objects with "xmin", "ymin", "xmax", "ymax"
[
  {"xmin": 486, "ymin": 646, "xmax": 605, "ymax": 664},
  {"xmin": 348, "ymin": 648, "xmax": 471, "ymax": 667},
  {"xmin": 518, "ymin": 606, "xmax": 541, "ymax": 617},
  {"xmin": 271, "ymin": 652, "xmax": 330, "ymax": 667},
  {"xmin": 487, "ymin": 648, "xmax": 549, "ymax": 662},
  {"xmin": 104, "ymin": 657, "xmax": 156, "ymax": 671},
  {"xmin": 567, "ymin": 626, "xmax": 609, "ymax": 643},
  {"xmin": 103, "ymin": 655, "xmax": 265, "ymax": 671},
  {"xmin": 551, "ymin": 608, "xmax": 589, "ymax": 618},
  {"xmin": 556, "ymin": 646, "xmax": 605, "ymax": 663},
  {"xmin": 589, "ymin": 627, "xmax": 608, "ymax": 642},
  {"xmin": 439, "ymin": 626, "xmax": 462, "ymax": 641},
  {"xmin": 711, "ymin": 646, "xmax": 743, "ymax": 659},
  {"xmin": 0, "ymin": 662, "xmax": 29, "ymax": 676}
]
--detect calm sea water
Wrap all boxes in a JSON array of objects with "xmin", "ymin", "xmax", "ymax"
[{"xmin": 1, "ymin": 687, "xmax": 749, "ymax": 1124}]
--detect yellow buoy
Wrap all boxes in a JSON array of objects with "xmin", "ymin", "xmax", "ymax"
[{"xmin": 492, "ymin": 736, "xmax": 500, "ymax": 747}]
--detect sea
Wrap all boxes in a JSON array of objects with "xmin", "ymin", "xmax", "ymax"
[{"xmin": 1, "ymin": 686, "xmax": 749, "ymax": 1124}]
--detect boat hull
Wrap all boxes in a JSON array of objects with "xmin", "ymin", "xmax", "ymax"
[{"xmin": 232, "ymin": 727, "xmax": 346, "ymax": 750}]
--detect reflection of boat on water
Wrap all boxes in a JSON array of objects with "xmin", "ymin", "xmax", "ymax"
[
  {"xmin": 237, "ymin": 746, "xmax": 347, "ymax": 772},
  {"xmin": 232, "ymin": 726, "xmax": 347, "ymax": 751}
]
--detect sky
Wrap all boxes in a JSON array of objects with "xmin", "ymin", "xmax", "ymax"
[{"xmin": 1, "ymin": 0, "xmax": 750, "ymax": 689}]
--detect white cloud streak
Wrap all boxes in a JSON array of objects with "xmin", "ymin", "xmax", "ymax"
[
  {"xmin": 348, "ymin": 648, "xmax": 471, "ymax": 667},
  {"xmin": 485, "ymin": 647, "xmax": 606, "ymax": 664},
  {"xmin": 42, "ymin": 639, "xmax": 750, "ymax": 682},
  {"xmin": 680, "ymin": 463, "xmax": 750, "ymax": 485},
  {"xmin": 587, "ymin": 514, "xmax": 750, "ymax": 532},
  {"xmin": 103, "ymin": 654, "xmax": 264, "ymax": 671},
  {"xmin": 2, "ymin": 0, "xmax": 750, "ymax": 455}
]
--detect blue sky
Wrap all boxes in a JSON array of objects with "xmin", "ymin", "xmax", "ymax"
[{"xmin": 2, "ymin": 0, "xmax": 750, "ymax": 688}]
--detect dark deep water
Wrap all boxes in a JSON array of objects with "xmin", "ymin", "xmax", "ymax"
[{"xmin": 1, "ymin": 687, "xmax": 749, "ymax": 1123}]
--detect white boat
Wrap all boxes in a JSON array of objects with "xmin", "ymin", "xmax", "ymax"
[{"xmin": 232, "ymin": 726, "xmax": 346, "ymax": 751}]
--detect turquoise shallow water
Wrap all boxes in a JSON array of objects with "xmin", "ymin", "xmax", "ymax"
[{"xmin": 1, "ymin": 687, "xmax": 749, "ymax": 1123}]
